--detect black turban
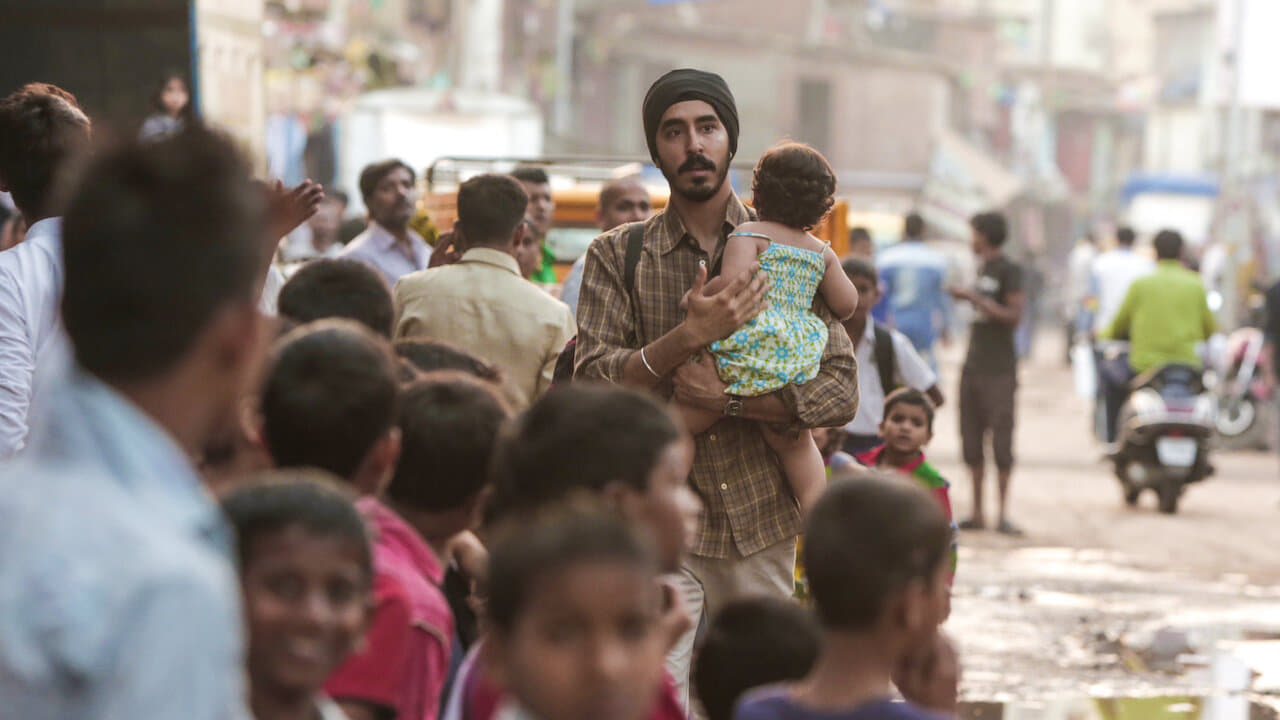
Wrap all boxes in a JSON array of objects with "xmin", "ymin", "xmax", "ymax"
[{"xmin": 642, "ymin": 68, "xmax": 739, "ymax": 163}]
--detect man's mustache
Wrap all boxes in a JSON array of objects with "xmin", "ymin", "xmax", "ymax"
[{"xmin": 679, "ymin": 155, "xmax": 717, "ymax": 174}]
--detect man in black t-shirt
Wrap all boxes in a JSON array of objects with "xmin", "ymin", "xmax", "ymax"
[{"xmin": 949, "ymin": 212, "xmax": 1026, "ymax": 535}]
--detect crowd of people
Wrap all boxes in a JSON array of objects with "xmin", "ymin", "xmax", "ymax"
[{"xmin": 0, "ymin": 69, "xmax": 1028, "ymax": 720}]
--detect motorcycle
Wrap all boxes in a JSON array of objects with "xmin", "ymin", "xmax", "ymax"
[
  {"xmin": 1112, "ymin": 364, "xmax": 1216, "ymax": 514},
  {"xmin": 1213, "ymin": 326, "xmax": 1272, "ymax": 450}
]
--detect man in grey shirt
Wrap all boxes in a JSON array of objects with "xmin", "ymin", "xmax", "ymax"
[{"xmin": 0, "ymin": 128, "xmax": 290, "ymax": 719}]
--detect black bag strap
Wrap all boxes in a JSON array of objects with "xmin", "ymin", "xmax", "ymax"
[
  {"xmin": 624, "ymin": 221, "xmax": 645, "ymax": 296},
  {"xmin": 873, "ymin": 324, "xmax": 898, "ymax": 398}
]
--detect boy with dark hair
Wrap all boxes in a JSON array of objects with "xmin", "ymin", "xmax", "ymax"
[
  {"xmin": 395, "ymin": 339, "xmax": 505, "ymax": 386},
  {"xmin": 0, "ymin": 82, "xmax": 92, "ymax": 457},
  {"xmin": 0, "ymin": 128, "xmax": 274, "ymax": 718},
  {"xmin": 485, "ymin": 385, "xmax": 699, "ymax": 571},
  {"xmin": 446, "ymin": 385, "xmax": 699, "ymax": 720},
  {"xmin": 256, "ymin": 319, "xmax": 450, "ymax": 720},
  {"xmin": 484, "ymin": 504, "xmax": 670, "ymax": 720},
  {"xmin": 856, "ymin": 389, "xmax": 957, "ymax": 585},
  {"xmin": 949, "ymin": 211, "xmax": 1024, "ymax": 535},
  {"xmin": 278, "ymin": 258, "xmax": 396, "ymax": 337},
  {"xmin": 221, "ymin": 471, "xmax": 375, "ymax": 720},
  {"xmin": 693, "ymin": 598, "xmax": 821, "ymax": 720},
  {"xmin": 387, "ymin": 373, "xmax": 512, "ymax": 661},
  {"xmin": 838, "ymin": 257, "xmax": 943, "ymax": 456},
  {"xmin": 735, "ymin": 476, "xmax": 954, "ymax": 720},
  {"xmin": 394, "ymin": 174, "xmax": 575, "ymax": 411},
  {"xmin": 342, "ymin": 158, "xmax": 431, "ymax": 286},
  {"xmin": 260, "ymin": 320, "xmax": 401, "ymax": 481}
]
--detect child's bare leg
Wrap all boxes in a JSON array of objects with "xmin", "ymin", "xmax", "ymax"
[
  {"xmin": 761, "ymin": 427, "xmax": 826, "ymax": 514},
  {"xmin": 673, "ymin": 400, "xmax": 721, "ymax": 436}
]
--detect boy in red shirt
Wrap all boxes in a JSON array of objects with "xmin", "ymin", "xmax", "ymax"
[{"xmin": 259, "ymin": 320, "xmax": 492, "ymax": 720}]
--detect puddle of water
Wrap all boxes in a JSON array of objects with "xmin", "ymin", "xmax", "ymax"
[{"xmin": 958, "ymin": 696, "xmax": 1278, "ymax": 720}]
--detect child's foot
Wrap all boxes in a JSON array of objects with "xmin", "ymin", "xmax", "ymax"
[
  {"xmin": 995, "ymin": 519, "xmax": 1025, "ymax": 537},
  {"xmin": 958, "ymin": 517, "xmax": 985, "ymax": 531}
]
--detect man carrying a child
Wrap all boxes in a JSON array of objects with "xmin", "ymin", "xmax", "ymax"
[{"xmin": 574, "ymin": 68, "xmax": 858, "ymax": 704}]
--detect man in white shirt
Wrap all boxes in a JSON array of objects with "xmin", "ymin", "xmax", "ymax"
[
  {"xmin": 1089, "ymin": 226, "xmax": 1153, "ymax": 334},
  {"xmin": 0, "ymin": 83, "xmax": 91, "ymax": 459},
  {"xmin": 1089, "ymin": 225, "xmax": 1154, "ymax": 443},
  {"xmin": 340, "ymin": 160, "xmax": 431, "ymax": 287},
  {"xmin": 838, "ymin": 257, "xmax": 944, "ymax": 455}
]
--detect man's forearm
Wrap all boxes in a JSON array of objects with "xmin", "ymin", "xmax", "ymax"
[
  {"xmin": 619, "ymin": 323, "xmax": 706, "ymax": 388},
  {"xmin": 738, "ymin": 391, "xmax": 793, "ymax": 423}
]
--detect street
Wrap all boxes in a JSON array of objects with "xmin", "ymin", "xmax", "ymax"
[{"xmin": 927, "ymin": 336, "xmax": 1280, "ymax": 702}]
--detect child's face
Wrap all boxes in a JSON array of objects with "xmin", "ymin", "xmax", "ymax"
[
  {"xmin": 635, "ymin": 438, "xmax": 700, "ymax": 572},
  {"xmin": 241, "ymin": 525, "xmax": 370, "ymax": 699},
  {"xmin": 879, "ymin": 403, "xmax": 931, "ymax": 456},
  {"xmin": 851, "ymin": 275, "xmax": 879, "ymax": 322},
  {"xmin": 490, "ymin": 562, "xmax": 667, "ymax": 720},
  {"xmin": 161, "ymin": 77, "xmax": 188, "ymax": 116}
]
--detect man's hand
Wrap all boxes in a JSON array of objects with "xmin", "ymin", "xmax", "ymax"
[
  {"xmin": 428, "ymin": 230, "xmax": 464, "ymax": 268},
  {"xmin": 947, "ymin": 286, "xmax": 976, "ymax": 304},
  {"xmin": 263, "ymin": 179, "xmax": 324, "ymax": 243},
  {"xmin": 657, "ymin": 577, "xmax": 693, "ymax": 655},
  {"xmin": 681, "ymin": 263, "xmax": 769, "ymax": 347},
  {"xmin": 673, "ymin": 350, "xmax": 729, "ymax": 413},
  {"xmin": 894, "ymin": 631, "xmax": 960, "ymax": 716}
]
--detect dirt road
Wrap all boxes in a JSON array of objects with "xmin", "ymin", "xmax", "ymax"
[{"xmin": 925, "ymin": 340, "xmax": 1280, "ymax": 700}]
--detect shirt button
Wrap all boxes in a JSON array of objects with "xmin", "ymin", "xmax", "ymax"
[
  {"xmin": 709, "ymin": 434, "xmax": 717, "ymax": 441},
  {"xmin": 720, "ymin": 483, "xmax": 729, "ymax": 491}
]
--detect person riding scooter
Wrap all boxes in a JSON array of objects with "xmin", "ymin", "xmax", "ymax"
[{"xmin": 1100, "ymin": 229, "xmax": 1218, "ymax": 444}]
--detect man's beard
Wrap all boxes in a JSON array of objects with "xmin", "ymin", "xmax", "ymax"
[{"xmin": 662, "ymin": 153, "xmax": 730, "ymax": 202}]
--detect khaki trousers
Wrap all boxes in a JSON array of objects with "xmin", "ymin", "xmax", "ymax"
[{"xmin": 665, "ymin": 538, "xmax": 797, "ymax": 715}]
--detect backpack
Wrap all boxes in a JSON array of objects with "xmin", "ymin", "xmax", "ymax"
[
  {"xmin": 552, "ymin": 222, "xmax": 647, "ymax": 385},
  {"xmin": 872, "ymin": 323, "xmax": 899, "ymax": 398}
]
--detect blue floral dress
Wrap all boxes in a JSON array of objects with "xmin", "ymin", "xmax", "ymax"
[{"xmin": 710, "ymin": 233, "xmax": 829, "ymax": 396}]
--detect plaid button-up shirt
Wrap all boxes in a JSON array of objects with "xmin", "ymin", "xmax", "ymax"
[{"xmin": 575, "ymin": 196, "xmax": 859, "ymax": 559}]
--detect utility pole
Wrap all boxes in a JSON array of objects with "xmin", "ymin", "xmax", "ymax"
[{"xmin": 553, "ymin": 0, "xmax": 575, "ymax": 138}]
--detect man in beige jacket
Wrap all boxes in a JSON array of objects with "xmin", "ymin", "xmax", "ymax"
[{"xmin": 393, "ymin": 174, "xmax": 575, "ymax": 409}]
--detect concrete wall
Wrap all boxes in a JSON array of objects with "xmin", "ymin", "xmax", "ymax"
[
  {"xmin": 0, "ymin": 0, "xmax": 193, "ymax": 134},
  {"xmin": 577, "ymin": 26, "xmax": 950, "ymax": 176}
]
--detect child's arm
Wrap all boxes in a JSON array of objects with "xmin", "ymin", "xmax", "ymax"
[
  {"xmin": 818, "ymin": 247, "xmax": 859, "ymax": 320},
  {"xmin": 701, "ymin": 233, "xmax": 763, "ymax": 297}
]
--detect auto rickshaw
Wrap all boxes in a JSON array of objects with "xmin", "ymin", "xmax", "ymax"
[{"xmin": 417, "ymin": 156, "xmax": 849, "ymax": 282}]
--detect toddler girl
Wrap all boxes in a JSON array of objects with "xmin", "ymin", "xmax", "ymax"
[{"xmin": 687, "ymin": 142, "xmax": 858, "ymax": 513}]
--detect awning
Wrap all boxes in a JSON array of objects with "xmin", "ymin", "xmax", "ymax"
[{"xmin": 918, "ymin": 127, "xmax": 1025, "ymax": 240}]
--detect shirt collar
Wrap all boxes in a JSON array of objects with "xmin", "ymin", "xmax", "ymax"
[
  {"xmin": 357, "ymin": 496, "xmax": 445, "ymax": 585},
  {"xmin": 657, "ymin": 194, "xmax": 752, "ymax": 256},
  {"xmin": 459, "ymin": 246, "xmax": 521, "ymax": 276},
  {"xmin": 856, "ymin": 445, "xmax": 927, "ymax": 474},
  {"xmin": 23, "ymin": 217, "xmax": 63, "ymax": 255},
  {"xmin": 369, "ymin": 222, "xmax": 423, "ymax": 251}
]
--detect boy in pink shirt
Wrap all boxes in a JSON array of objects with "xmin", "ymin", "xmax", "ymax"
[{"xmin": 258, "ymin": 320, "xmax": 464, "ymax": 720}]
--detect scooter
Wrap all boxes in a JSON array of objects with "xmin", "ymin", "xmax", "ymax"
[{"xmin": 1112, "ymin": 364, "xmax": 1216, "ymax": 514}]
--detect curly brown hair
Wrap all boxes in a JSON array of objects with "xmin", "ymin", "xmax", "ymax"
[{"xmin": 750, "ymin": 142, "xmax": 836, "ymax": 231}]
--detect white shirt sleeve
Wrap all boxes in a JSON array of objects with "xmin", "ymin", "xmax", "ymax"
[
  {"xmin": 0, "ymin": 275, "xmax": 34, "ymax": 459},
  {"xmin": 890, "ymin": 329, "xmax": 937, "ymax": 391}
]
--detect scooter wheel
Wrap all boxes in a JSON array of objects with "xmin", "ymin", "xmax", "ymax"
[
  {"xmin": 1156, "ymin": 483, "xmax": 1182, "ymax": 514},
  {"xmin": 1123, "ymin": 484, "xmax": 1142, "ymax": 507}
]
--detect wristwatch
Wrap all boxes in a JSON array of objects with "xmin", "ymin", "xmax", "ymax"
[{"xmin": 723, "ymin": 394, "xmax": 744, "ymax": 417}]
